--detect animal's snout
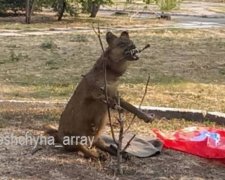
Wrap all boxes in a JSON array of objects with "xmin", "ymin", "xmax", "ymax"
[
  {"xmin": 129, "ymin": 48, "xmax": 139, "ymax": 56},
  {"xmin": 124, "ymin": 47, "xmax": 139, "ymax": 61}
]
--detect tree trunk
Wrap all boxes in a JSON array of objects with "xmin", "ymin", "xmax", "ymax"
[
  {"xmin": 90, "ymin": 3, "xmax": 100, "ymax": 18},
  {"xmin": 25, "ymin": 0, "xmax": 31, "ymax": 24},
  {"xmin": 58, "ymin": 0, "xmax": 66, "ymax": 21},
  {"xmin": 30, "ymin": 0, "xmax": 37, "ymax": 15}
]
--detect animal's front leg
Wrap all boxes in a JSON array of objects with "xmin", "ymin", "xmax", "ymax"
[
  {"xmin": 120, "ymin": 98, "xmax": 154, "ymax": 123},
  {"xmin": 95, "ymin": 138, "xmax": 129, "ymax": 159},
  {"xmin": 95, "ymin": 138, "xmax": 130, "ymax": 160},
  {"xmin": 91, "ymin": 90, "xmax": 118, "ymax": 109},
  {"xmin": 95, "ymin": 138, "xmax": 117, "ymax": 156},
  {"xmin": 94, "ymin": 90, "xmax": 153, "ymax": 121},
  {"xmin": 77, "ymin": 144, "xmax": 99, "ymax": 159}
]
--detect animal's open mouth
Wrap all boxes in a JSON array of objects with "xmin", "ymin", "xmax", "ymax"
[
  {"xmin": 124, "ymin": 44, "xmax": 150, "ymax": 61},
  {"xmin": 124, "ymin": 48, "xmax": 139, "ymax": 61}
]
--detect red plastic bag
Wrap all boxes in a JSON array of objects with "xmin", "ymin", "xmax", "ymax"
[{"xmin": 153, "ymin": 127, "xmax": 225, "ymax": 160}]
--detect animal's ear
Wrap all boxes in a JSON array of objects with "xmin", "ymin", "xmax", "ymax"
[
  {"xmin": 120, "ymin": 31, "xmax": 129, "ymax": 39},
  {"xmin": 106, "ymin": 32, "xmax": 117, "ymax": 45}
]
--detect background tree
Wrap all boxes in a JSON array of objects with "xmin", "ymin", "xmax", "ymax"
[
  {"xmin": 0, "ymin": 0, "xmax": 26, "ymax": 15},
  {"xmin": 0, "ymin": 0, "xmax": 77, "ymax": 21},
  {"xmin": 25, "ymin": 0, "xmax": 36, "ymax": 24},
  {"xmin": 56, "ymin": 0, "xmax": 66, "ymax": 20},
  {"xmin": 157, "ymin": 0, "xmax": 182, "ymax": 11},
  {"xmin": 52, "ymin": 0, "xmax": 78, "ymax": 21},
  {"xmin": 144, "ymin": 0, "xmax": 182, "ymax": 11},
  {"xmin": 79, "ymin": 0, "xmax": 113, "ymax": 17}
]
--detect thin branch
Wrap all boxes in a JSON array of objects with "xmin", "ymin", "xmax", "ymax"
[
  {"xmin": 124, "ymin": 75, "xmax": 150, "ymax": 133},
  {"xmin": 122, "ymin": 134, "xmax": 136, "ymax": 152},
  {"xmin": 31, "ymin": 138, "xmax": 42, "ymax": 155},
  {"xmin": 129, "ymin": 9, "xmax": 140, "ymax": 22},
  {"xmin": 138, "ymin": 75, "xmax": 151, "ymax": 108},
  {"xmin": 31, "ymin": 147, "xmax": 42, "ymax": 155},
  {"xmin": 116, "ymin": 93, "xmax": 124, "ymax": 175},
  {"xmin": 92, "ymin": 23, "xmax": 104, "ymax": 52},
  {"xmin": 138, "ymin": 44, "xmax": 150, "ymax": 53},
  {"xmin": 92, "ymin": 23, "xmax": 117, "ymax": 145}
]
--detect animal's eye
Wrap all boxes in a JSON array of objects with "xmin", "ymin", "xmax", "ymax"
[{"xmin": 129, "ymin": 44, "xmax": 136, "ymax": 49}]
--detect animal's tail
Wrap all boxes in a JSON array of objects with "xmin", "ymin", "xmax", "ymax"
[{"xmin": 43, "ymin": 124, "xmax": 60, "ymax": 143}]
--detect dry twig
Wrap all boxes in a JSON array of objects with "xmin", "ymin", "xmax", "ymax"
[
  {"xmin": 116, "ymin": 93, "xmax": 124, "ymax": 175},
  {"xmin": 124, "ymin": 75, "xmax": 151, "ymax": 133},
  {"xmin": 122, "ymin": 134, "xmax": 136, "ymax": 152},
  {"xmin": 92, "ymin": 23, "xmax": 117, "ymax": 145}
]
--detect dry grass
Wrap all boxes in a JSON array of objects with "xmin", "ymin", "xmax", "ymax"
[
  {"xmin": 120, "ymin": 83, "xmax": 225, "ymax": 112},
  {"xmin": 0, "ymin": 25, "xmax": 225, "ymax": 179},
  {"xmin": 208, "ymin": 6, "xmax": 225, "ymax": 13},
  {"xmin": 0, "ymin": 28, "xmax": 225, "ymax": 112},
  {"xmin": 0, "ymin": 13, "xmax": 166, "ymax": 30}
]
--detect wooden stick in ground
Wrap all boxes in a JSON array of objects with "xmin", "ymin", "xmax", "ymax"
[
  {"xmin": 122, "ymin": 134, "xmax": 136, "ymax": 152},
  {"xmin": 31, "ymin": 147, "xmax": 42, "ymax": 155},
  {"xmin": 116, "ymin": 93, "xmax": 124, "ymax": 175},
  {"xmin": 92, "ymin": 24, "xmax": 117, "ymax": 145},
  {"xmin": 31, "ymin": 138, "xmax": 42, "ymax": 155},
  {"xmin": 124, "ymin": 75, "xmax": 151, "ymax": 133},
  {"xmin": 92, "ymin": 23, "xmax": 104, "ymax": 52},
  {"xmin": 116, "ymin": 93, "xmax": 136, "ymax": 175}
]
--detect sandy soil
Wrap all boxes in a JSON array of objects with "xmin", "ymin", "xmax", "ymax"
[{"xmin": 0, "ymin": 102, "xmax": 225, "ymax": 180}]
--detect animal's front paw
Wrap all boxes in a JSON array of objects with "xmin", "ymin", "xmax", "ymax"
[
  {"xmin": 142, "ymin": 113, "xmax": 155, "ymax": 123},
  {"xmin": 83, "ymin": 149, "xmax": 99, "ymax": 159}
]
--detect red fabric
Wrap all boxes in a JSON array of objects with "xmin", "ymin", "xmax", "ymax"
[{"xmin": 152, "ymin": 127, "xmax": 225, "ymax": 161}]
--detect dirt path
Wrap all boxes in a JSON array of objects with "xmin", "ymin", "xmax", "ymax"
[
  {"xmin": 0, "ymin": 17, "xmax": 224, "ymax": 37},
  {"xmin": 102, "ymin": 0, "xmax": 225, "ymax": 17},
  {"xmin": 178, "ymin": 1, "xmax": 225, "ymax": 16},
  {"xmin": 0, "ymin": 1, "xmax": 224, "ymax": 36},
  {"xmin": 0, "ymin": 16, "xmax": 224, "ymax": 37},
  {"xmin": 100, "ymin": 0, "xmax": 225, "ymax": 29}
]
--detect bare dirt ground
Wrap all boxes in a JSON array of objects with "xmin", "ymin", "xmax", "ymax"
[{"xmin": 0, "ymin": 102, "xmax": 225, "ymax": 180}]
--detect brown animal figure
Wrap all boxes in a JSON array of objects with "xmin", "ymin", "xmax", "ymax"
[{"xmin": 46, "ymin": 31, "xmax": 153, "ymax": 158}]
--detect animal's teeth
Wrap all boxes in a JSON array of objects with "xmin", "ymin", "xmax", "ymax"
[{"xmin": 130, "ymin": 49, "xmax": 138, "ymax": 56}]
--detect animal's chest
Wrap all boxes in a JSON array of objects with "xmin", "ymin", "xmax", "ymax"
[{"xmin": 84, "ymin": 98, "xmax": 107, "ymax": 135}]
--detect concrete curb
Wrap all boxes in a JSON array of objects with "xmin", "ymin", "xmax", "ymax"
[
  {"xmin": 1, "ymin": 100, "xmax": 225, "ymax": 125},
  {"xmin": 100, "ymin": 8, "xmax": 225, "ymax": 18},
  {"xmin": 140, "ymin": 106, "xmax": 225, "ymax": 125}
]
